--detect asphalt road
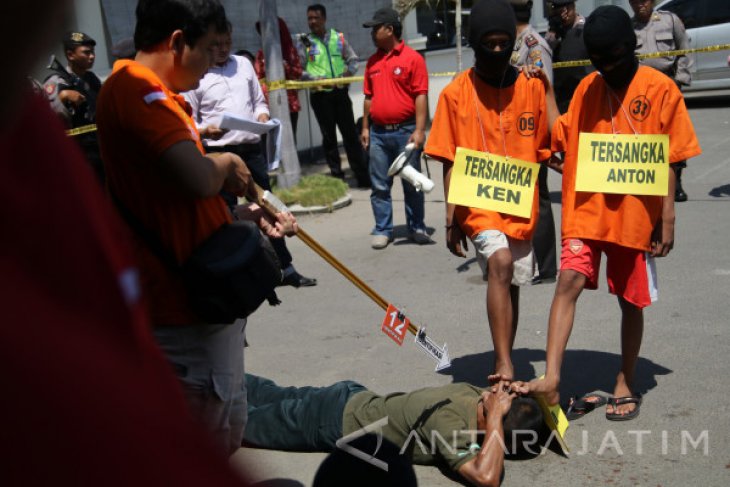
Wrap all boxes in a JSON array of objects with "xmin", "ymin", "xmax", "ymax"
[{"xmin": 231, "ymin": 93, "xmax": 730, "ymax": 487}]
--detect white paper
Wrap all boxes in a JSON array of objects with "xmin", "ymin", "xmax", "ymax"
[{"xmin": 219, "ymin": 113, "xmax": 282, "ymax": 171}]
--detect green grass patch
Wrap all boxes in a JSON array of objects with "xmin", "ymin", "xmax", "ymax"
[{"xmin": 273, "ymin": 174, "xmax": 349, "ymax": 208}]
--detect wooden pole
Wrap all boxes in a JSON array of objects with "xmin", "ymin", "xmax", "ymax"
[{"xmin": 254, "ymin": 185, "xmax": 419, "ymax": 335}]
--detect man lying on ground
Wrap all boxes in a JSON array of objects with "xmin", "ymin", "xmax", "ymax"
[{"xmin": 243, "ymin": 374, "xmax": 546, "ymax": 487}]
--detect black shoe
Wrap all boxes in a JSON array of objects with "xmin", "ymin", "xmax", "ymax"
[
  {"xmin": 532, "ymin": 275, "xmax": 557, "ymax": 285},
  {"xmin": 281, "ymin": 271, "xmax": 317, "ymax": 288},
  {"xmin": 675, "ymin": 187, "xmax": 688, "ymax": 202},
  {"xmin": 330, "ymin": 171, "xmax": 346, "ymax": 180}
]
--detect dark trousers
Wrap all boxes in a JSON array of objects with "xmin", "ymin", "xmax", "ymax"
[
  {"xmin": 290, "ymin": 111, "xmax": 299, "ymax": 145},
  {"xmin": 243, "ymin": 373, "xmax": 366, "ymax": 451},
  {"xmin": 532, "ymin": 165, "xmax": 557, "ymax": 279},
  {"xmin": 310, "ymin": 88, "xmax": 368, "ymax": 184},
  {"xmin": 76, "ymin": 133, "xmax": 105, "ymax": 186},
  {"xmin": 208, "ymin": 143, "xmax": 292, "ymax": 270}
]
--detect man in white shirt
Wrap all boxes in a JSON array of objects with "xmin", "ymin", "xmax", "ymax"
[{"xmin": 186, "ymin": 23, "xmax": 316, "ymax": 288}]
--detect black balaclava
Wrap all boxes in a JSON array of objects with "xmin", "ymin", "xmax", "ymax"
[
  {"xmin": 583, "ymin": 5, "xmax": 638, "ymax": 90},
  {"xmin": 469, "ymin": 0, "xmax": 518, "ymax": 87}
]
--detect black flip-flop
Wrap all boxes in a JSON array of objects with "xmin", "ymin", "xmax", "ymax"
[
  {"xmin": 606, "ymin": 395, "xmax": 642, "ymax": 421},
  {"xmin": 565, "ymin": 393, "xmax": 609, "ymax": 421}
]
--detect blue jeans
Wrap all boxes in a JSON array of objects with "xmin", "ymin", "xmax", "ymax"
[{"xmin": 368, "ymin": 124, "xmax": 426, "ymax": 237}]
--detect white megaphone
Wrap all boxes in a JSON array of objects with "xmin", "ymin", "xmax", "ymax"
[{"xmin": 387, "ymin": 143, "xmax": 435, "ymax": 193}]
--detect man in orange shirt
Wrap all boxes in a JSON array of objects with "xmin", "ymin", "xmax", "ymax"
[
  {"xmin": 425, "ymin": 0, "xmax": 557, "ymax": 385},
  {"xmin": 520, "ymin": 6, "xmax": 701, "ymax": 421},
  {"xmin": 97, "ymin": 0, "xmax": 292, "ymax": 454}
]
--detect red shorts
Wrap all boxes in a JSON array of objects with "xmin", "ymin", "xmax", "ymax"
[{"xmin": 560, "ymin": 239, "xmax": 658, "ymax": 308}]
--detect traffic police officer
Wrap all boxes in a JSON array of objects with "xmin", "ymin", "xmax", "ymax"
[
  {"xmin": 630, "ymin": 0, "xmax": 691, "ymax": 201},
  {"xmin": 509, "ymin": 0, "xmax": 558, "ymax": 284},
  {"xmin": 296, "ymin": 4, "xmax": 368, "ymax": 186},
  {"xmin": 44, "ymin": 32, "xmax": 104, "ymax": 183}
]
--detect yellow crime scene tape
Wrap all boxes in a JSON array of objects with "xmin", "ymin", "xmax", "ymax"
[
  {"xmin": 66, "ymin": 43, "xmax": 730, "ymax": 137},
  {"xmin": 555, "ymin": 43, "xmax": 730, "ymax": 68},
  {"xmin": 262, "ymin": 43, "xmax": 730, "ymax": 90}
]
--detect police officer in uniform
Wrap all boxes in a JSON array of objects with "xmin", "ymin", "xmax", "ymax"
[
  {"xmin": 510, "ymin": 0, "xmax": 553, "ymax": 82},
  {"xmin": 509, "ymin": 0, "xmax": 557, "ymax": 284},
  {"xmin": 545, "ymin": 0, "xmax": 592, "ymax": 114},
  {"xmin": 44, "ymin": 32, "xmax": 104, "ymax": 183},
  {"xmin": 296, "ymin": 4, "xmax": 368, "ymax": 186},
  {"xmin": 630, "ymin": 0, "xmax": 692, "ymax": 201}
]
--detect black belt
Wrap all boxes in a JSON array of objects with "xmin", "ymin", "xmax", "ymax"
[
  {"xmin": 373, "ymin": 118, "xmax": 416, "ymax": 131},
  {"xmin": 210, "ymin": 142, "xmax": 262, "ymax": 155}
]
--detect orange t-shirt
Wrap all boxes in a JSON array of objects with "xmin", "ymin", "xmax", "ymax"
[
  {"xmin": 553, "ymin": 66, "xmax": 701, "ymax": 251},
  {"xmin": 424, "ymin": 69, "xmax": 551, "ymax": 240},
  {"xmin": 97, "ymin": 60, "xmax": 232, "ymax": 325}
]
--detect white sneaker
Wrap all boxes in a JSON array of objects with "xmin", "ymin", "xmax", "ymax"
[
  {"xmin": 409, "ymin": 229, "xmax": 433, "ymax": 245},
  {"xmin": 371, "ymin": 235, "xmax": 392, "ymax": 249}
]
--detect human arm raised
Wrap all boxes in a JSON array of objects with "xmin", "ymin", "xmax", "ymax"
[{"xmin": 457, "ymin": 384, "xmax": 516, "ymax": 487}]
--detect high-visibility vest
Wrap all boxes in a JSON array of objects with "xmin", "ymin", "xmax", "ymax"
[{"xmin": 304, "ymin": 29, "xmax": 347, "ymax": 80}]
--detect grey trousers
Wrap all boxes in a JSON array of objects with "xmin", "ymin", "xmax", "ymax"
[{"xmin": 154, "ymin": 319, "xmax": 247, "ymax": 455}]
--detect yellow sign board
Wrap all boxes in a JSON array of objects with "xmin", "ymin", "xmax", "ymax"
[
  {"xmin": 448, "ymin": 147, "xmax": 539, "ymax": 218},
  {"xmin": 575, "ymin": 133, "xmax": 670, "ymax": 196},
  {"xmin": 535, "ymin": 375, "xmax": 570, "ymax": 456}
]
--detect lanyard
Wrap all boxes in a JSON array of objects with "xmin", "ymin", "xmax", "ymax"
[{"xmin": 471, "ymin": 69, "xmax": 510, "ymax": 160}]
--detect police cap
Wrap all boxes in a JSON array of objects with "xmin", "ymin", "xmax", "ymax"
[
  {"xmin": 550, "ymin": 0, "xmax": 575, "ymax": 6},
  {"xmin": 63, "ymin": 32, "xmax": 96, "ymax": 51}
]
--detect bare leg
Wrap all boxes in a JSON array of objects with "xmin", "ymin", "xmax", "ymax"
[
  {"xmin": 510, "ymin": 284, "xmax": 520, "ymax": 350},
  {"xmin": 486, "ymin": 249, "xmax": 516, "ymax": 382},
  {"xmin": 529, "ymin": 269, "xmax": 586, "ymax": 405},
  {"xmin": 607, "ymin": 297, "xmax": 643, "ymax": 416}
]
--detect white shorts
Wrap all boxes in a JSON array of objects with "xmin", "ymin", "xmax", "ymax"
[{"xmin": 473, "ymin": 230, "xmax": 536, "ymax": 286}]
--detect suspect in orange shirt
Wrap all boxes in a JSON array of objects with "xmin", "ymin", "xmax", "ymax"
[
  {"xmin": 424, "ymin": 0, "xmax": 554, "ymax": 410},
  {"xmin": 522, "ymin": 6, "xmax": 701, "ymax": 422}
]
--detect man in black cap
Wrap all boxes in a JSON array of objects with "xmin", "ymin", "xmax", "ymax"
[
  {"xmin": 545, "ymin": 0, "xmax": 592, "ymax": 113},
  {"xmin": 360, "ymin": 7, "xmax": 431, "ymax": 249},
  {"xmin": 44, "ymin": 32, "xmax": 104, "ymax": 183}
]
